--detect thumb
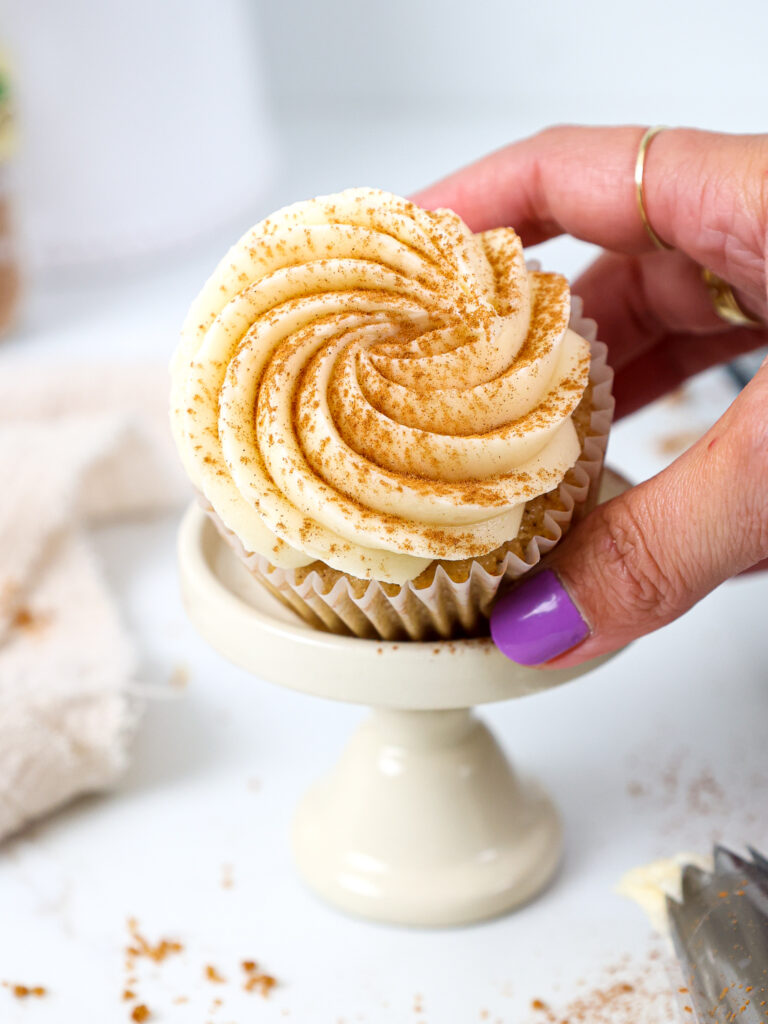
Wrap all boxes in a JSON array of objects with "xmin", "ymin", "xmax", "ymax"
[{"xmin": 490, "ymin": 359, "xmax": 768, "ymax": 667}]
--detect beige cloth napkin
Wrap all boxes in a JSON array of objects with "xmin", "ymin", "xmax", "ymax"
[{"xmin": 0, "ymin": 364, "xmax": 188, "ymax": 841}]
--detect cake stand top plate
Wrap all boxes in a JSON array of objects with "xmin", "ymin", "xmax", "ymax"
[{"xmin": 178, "ymin": 504, "xmax": 616, "ymax": 711}]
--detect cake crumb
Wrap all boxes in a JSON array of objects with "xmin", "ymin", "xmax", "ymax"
[
  {"xmin": 169, "ymin": 662, "xmax": 190, "ymax": 689},
  {"xmin": 126, "ymin": 919, "xmax": 183, "ymax": 963},
  {"xmin": 3, "ymin": 982, "xmax": 46, "ymax": 999},
  {"xmin": 10, "ymin": 606, "xmax": 51, "ymax": 634},
  {"xmin": 242, "ymin": 960, "xmax": 277, "ymax": 997}
]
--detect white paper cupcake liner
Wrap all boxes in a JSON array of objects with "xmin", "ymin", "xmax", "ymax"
[{"xmin": 206, "ymin": 299, "xmax": 614, "ymax": 641}]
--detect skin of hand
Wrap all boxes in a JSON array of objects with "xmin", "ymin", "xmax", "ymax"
[{"xmin": 412, "ymin": 125, "xmax": 768, "ymax": 668}]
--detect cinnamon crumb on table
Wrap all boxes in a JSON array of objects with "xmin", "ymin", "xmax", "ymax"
[
  {"xmin": 2, "ymin": 982, "xmax": 47, "ymax": 999},
  {"xmin": 242, "ymin": 960, "xmax": 278, "ymax": 997}
]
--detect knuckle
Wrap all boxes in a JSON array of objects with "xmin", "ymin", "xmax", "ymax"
[{"xmin": 595, "ymin": 498, "xmax": 683, "ymax": 621}]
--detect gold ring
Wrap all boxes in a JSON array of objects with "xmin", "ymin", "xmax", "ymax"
[
  {"xmin": 701, "ymin": 268, "xmax": 763, "ymax": 328},
  {"xmin": 635, "ymin": 126, "xmax": 673, "ymax": 251},
  {"xmin": 636, "ymin": 127, "xmax": 763, "ymax": 328}
]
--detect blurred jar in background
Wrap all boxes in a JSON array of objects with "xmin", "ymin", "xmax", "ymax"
[
  {"xmin": 3, "ymin": 0, "xmax": 273, "ymax": 276},
  {"xmin": 0, "ymin": 48, "xmax": 19, "ymax": 334}
]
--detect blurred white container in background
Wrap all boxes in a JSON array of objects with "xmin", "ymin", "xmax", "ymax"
[{"xmin": 3, "ymin": 0, "xmax": 272, "ymax": 274}]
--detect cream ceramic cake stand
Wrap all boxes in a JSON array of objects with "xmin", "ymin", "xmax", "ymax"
[{"xmin": 178, "ymin": 475, "xmax": 625, "ymax": 927}]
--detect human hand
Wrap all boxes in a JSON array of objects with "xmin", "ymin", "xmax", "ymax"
[{"xmin": 413, "ymin": 126, "xmax": 768, "ymax": 667}]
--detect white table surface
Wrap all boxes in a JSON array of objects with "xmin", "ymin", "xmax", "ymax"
[{"xmin": 1, "ymin": 110, "xmax": 766, "ymax": 1024}]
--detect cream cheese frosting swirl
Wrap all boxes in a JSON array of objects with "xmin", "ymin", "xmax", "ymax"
[{"xmin": 170, "ymin": 188, "xmax": 591, "ymax": 585}]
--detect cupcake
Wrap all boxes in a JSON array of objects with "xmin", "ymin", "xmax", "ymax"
[{"xmin": 170, "ymin": 188, "xmax": 613, "ymax": 640}]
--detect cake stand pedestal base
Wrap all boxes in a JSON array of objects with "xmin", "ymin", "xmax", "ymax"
[{"xmin": 292, "ymin": 707, "xmax": 561, "ymax": 926}]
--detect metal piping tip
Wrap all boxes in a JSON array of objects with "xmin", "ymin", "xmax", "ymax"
[{"xmin": 666, "ymin": 847, "xmax": 768, "ymax": 1024}]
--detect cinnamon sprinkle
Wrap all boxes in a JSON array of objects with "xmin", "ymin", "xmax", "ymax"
[
  {"xmin": 242, "ymin": 959, "xmax": 277, "ymax": 997},
  {"xmin": 3, "ymin": 983, "xmax": 47, "ymax": 999},
  {"xmin": 125, "ymin": 918, "xmax": 183, "ymax": 963}
]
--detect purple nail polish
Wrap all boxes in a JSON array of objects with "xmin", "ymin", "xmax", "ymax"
[{"xmin": 490, "ymin": 569, "xmax": 589, "ymax": 665}]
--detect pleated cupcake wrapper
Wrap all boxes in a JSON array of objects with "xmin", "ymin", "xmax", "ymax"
[{"xmin": 206, "ymin": 301, "xmax": 614, "ymax": 641}]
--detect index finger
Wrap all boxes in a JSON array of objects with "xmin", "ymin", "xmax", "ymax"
[{"xmin": 411, "ymin": 125, "xmax": 768, "ymax": 285}]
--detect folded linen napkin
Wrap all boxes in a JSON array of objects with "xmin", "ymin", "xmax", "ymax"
[{"xmin": 0, "ymin": 364, "xmax": 188, "ymax": 841}]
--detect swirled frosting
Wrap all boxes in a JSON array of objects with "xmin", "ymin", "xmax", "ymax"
[{"xmin": 170, "ymin": 188, "xmax": 590, "ymax": 584}]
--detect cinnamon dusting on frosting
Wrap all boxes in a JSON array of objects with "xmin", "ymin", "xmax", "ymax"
[{"xmin": 171, "ymin": 188, "xmax": 592, "ymax": 584}]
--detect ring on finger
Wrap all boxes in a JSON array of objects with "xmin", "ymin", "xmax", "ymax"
[{"xmin": 635, "ymin": 126, "xmax": 764, "ymax": 329}]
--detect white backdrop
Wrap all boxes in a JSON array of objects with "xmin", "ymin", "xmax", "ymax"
[
  {"xmin": 257, "ymin": 0, "xmax": 766, "ymax": 129},
  {"xmin": 253, "ymin": 0, "xmax": 767, "ymax": 285}
]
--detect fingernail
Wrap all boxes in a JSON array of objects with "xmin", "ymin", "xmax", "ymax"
[{"xmin": 490, "ymin": 569, "xmax": 589, "ymax": 665}]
